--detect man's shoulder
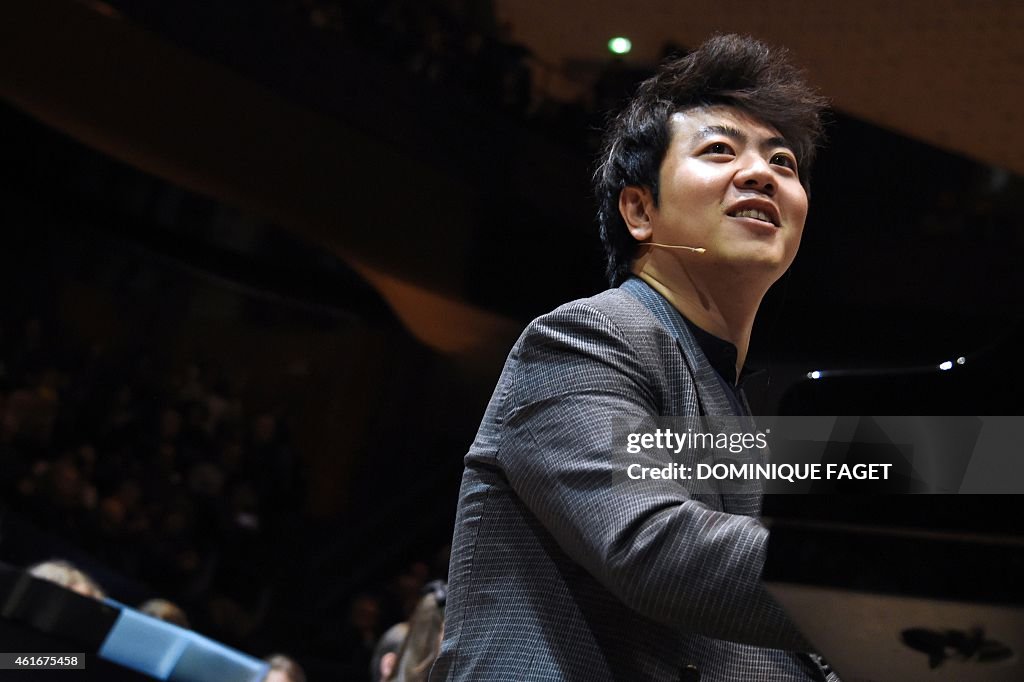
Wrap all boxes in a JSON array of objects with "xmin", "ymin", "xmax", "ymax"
[
  {"xmin": 505, "ymin": 287, "xmax": 677, "ymax": 376},
  {"xmin": 533, "ymin": 287, "xmax": 663, "ymax": 337}
]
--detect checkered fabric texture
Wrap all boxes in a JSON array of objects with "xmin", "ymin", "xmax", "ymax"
[{"xmin": 431, "ymin": 280, "xmax": 840, "ymax": 682}]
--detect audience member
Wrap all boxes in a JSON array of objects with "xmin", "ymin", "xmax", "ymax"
[
  {"xmin": 264, "ymin": 653, "xmax": 307, "ymax": 682},
  {"xmin": 371, "ymin": 621, "xmax": 409, "ymax": 682},
  {"xmin": 139, "ymin": 597, "xmax": 191, "ymax": 628},
  {"xmin": 28, "ymin": 558, "xmax": 106, "ymax": 600},
  {"xmin": 385, "ymin": 581, "xmax": 445, "ymax": 682}
]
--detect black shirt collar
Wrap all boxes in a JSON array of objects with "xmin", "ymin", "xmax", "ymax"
[
  {"xmin": 680, "ymin": 315, "xmax": 765, "ymax": 389},
  {"xmin": 679, "ymin": 317, "xmax": 744, "ymax": 386}
]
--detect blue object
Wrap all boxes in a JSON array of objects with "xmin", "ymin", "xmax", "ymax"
[{"xmin": 98, "ymin": 602, "xmax": 269, "ymax": 681}]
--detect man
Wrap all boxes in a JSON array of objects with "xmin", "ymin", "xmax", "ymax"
[{"xmin": 432, "ymin": 35, "xmax": 834, "ymax": 681}]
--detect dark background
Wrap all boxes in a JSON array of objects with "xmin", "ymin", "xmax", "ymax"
[{"xmin": 1, "ymin": 1, "xmax": 1021, "ymax": 679}]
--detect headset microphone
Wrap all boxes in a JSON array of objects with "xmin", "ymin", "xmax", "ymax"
[{"xmin": 640, "ymin": 243, "xmax": 706, "ymax": 254}]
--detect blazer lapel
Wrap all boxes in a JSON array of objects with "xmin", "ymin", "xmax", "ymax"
[
  {"xmin": 619, "ymin": 278, "xmax": 736, "ymax": 417},
  {"xmin": 620, "ymin": 278, "xmax": 764, "ymax": 515}
]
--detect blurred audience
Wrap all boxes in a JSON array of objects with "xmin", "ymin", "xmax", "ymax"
[
  {"xmin": 371, "ymin": 622, "xmax": 409, "ymax": 682},
  {"xmin": 28, "ymin": 558, "xmax": 106, "ymax": 600},
  {"xmin": 1, "ymin": 314, "xmax": 303, "ymax": 645},
  {"xmin": 264, "ymin": 653, "xmax": 307, "ymax": 682},
  {"xmin": 385, "ymin": 580, "xmax": 446, "ymax": 682},
  {"xmin": 139, "ymin": 597, "xmax": 191, "ymax": 628},
  {"xmin": 0, "ymin": 307, "xmax": 455, "ymax": 679}
]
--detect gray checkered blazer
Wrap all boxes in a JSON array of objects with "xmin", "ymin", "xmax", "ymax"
[{"xmin": 431, "ymin": 279, "xmax": 837, "ymax": 682}]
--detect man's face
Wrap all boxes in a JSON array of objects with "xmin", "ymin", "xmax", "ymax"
[{"xmin": 647, "ymin": 105, "xmax": 808, "ymax": 279}]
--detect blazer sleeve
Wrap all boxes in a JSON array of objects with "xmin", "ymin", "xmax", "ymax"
[{"xmin": 496, "ymin": 300, "xmax": 811, "ymax": 651}]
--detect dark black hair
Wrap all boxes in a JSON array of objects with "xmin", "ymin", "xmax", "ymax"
[{"xmin": 594, "ymin": 34, "xmax": 828, "ymax": 285}]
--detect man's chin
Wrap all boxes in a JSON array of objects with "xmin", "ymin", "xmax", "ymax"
[{"xmin": 711, "ymin": 246, "xmax": 794, "ymax": 273}]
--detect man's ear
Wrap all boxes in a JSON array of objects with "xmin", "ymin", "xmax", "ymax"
[{"xmin": 619, "ymin": 186, "xmax": 655, "ymax": 242}]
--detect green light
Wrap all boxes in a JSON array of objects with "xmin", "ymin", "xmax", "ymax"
[{"xmin": 608, "ymin": 37, "xmax": 632, "ymax": 55}]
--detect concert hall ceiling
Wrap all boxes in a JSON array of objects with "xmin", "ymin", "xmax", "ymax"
[
  {"xmin": 2, "ymin": 0, "xmax": 1020, "ymax": 373},
  {"xmin": 499, "ymin": 0, "xmax": 1024, "ymax": 176}
]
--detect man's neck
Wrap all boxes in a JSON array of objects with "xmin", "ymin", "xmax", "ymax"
[{"xmin": 635, "ymin": 264, "xmax": 764, "ymax": 381}]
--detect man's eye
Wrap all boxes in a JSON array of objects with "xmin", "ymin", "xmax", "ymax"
[
  {"xmin": 703, "ymin": 142, "xmax": 733, "ymax": 155},
  {"xmin": 771, "ymin": 153, "xmax": 797, "ymax": 170}
]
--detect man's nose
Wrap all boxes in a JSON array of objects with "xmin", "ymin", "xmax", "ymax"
[{"xmin": 733, "ymin": 154, "xmax": 775, "ymax": 195}]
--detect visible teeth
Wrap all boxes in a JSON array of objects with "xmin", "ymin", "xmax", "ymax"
[{"xmin": 733, "ymin": 209, "xmax": 774, "ymax": 224}]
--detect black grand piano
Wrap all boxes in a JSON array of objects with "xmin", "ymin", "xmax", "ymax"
[{"xmin": 761, "ymin": 328, "xmax": 1024, "ymax": 682}]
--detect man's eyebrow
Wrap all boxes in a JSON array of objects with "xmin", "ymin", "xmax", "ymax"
[
  {"xmin": 692, "ymin": 125, "xmax": 794, "ymax": 153},
  {"xmin": 692, "ymin": 125, "xmax": 746, "ymax": 145},
  {"xmin": 763, "ymin": 135, "xmax": 793, "ymax": 153}
]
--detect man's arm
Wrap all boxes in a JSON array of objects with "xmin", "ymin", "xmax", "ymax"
[{"xmin": 496, "ymin": 300, "xmax": 810, "ymax": 651}]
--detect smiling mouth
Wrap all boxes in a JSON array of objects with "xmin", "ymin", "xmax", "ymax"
[{"xmin": 728, "ymin": 208, "xmax": 779, "ymax": 227}]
